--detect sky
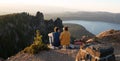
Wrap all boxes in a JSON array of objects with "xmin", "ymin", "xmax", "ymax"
[{"xmin": 0, "ymin": 0, "xmax": 120, "ymax": 14}]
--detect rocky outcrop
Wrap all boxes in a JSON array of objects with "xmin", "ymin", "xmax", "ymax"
[
  {"xmin": 84, "ymin": 29, "xmax": 120, "ymax": 43},
  {"xmin": 96, "ymin": 29, "xmax": 120, "ymax": 43},
  {"xmin": 76, "ymin": 29, "xmax": 120, "ymax": 61},
  {"xmin": 96, "ymin": 29, "xmax": 120, "ymax": 61},
  {"xmin": 35, "ymin": 11, "xmax": 44, "ymax": 21},
  {"xmin": 54, "ymin": 18, "xmax": 63, "ymax": 32}
]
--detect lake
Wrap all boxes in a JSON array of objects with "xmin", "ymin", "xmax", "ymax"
[{"xmin": 63, "ymin": 20, "xmax": 120, "ymax": 35}]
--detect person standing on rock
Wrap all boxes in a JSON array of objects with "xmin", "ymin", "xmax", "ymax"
[{"xmin": 60, "ymin": 26, "xmax": 71, "ymax": 50}]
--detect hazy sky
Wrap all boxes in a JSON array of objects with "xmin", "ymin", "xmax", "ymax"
[{"xmin": 0, "ymin": 0, "xmax": 120, "ymax": 14}]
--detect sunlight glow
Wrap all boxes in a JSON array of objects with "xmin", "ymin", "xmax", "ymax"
[{"xmin": 0, "ymin": 0, "xmax": 120, "ymax": 13}]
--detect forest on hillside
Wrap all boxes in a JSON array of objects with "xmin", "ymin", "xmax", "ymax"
[{"xmin": 0, "ymin": 11, "xmax": 63, "ymax": 58}]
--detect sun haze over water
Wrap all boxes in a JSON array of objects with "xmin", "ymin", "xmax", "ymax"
[{"xmin": 0, "ymin": 0, "xmax": 120, "ymax": 14}]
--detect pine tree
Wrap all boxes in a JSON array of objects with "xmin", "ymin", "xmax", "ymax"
[
  {"xmin": 34, "ymin": 30, "xmax": 42, "ymax": 45},
  {"xmin": 23, "ymin": 30, "xmax": 49, "ymax": 54}
]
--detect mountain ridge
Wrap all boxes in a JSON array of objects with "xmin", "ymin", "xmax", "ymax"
[{"xmin": 45, "ymin": 11, "xmax": 120, "ymax": 24}]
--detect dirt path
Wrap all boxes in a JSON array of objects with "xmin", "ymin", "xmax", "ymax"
[{"xmin": 6, "ymin": 49, "xmax": 79, "ymax": 61}]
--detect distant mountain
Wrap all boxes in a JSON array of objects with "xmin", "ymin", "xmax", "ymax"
[{"xmin": 45, "ymin": 11, "xmax": 120, "ymax": 23}]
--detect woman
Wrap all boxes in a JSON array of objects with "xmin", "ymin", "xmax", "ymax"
[{"xmin": 60, "ymin": 26, "xmax": 71, "ymax": 50}]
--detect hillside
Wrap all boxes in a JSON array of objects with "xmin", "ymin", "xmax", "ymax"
[
  {"xmin": 5, "ymin": 24, "xmax": 95, "ymax": 61},
  {"xmin": 5, "ymin": 29, "xmax": 120, "ymax": 61},
  {"xmin": 45, "ymin": 11, "xmax": 120, "ymax": 24},
  {"xmin": 0, "ymin": 12, "xmax": 63, "ymax": 59},
  {"xmin": 0, "ymin": 11, "xmax": 95, "ymax": 60},
  {"xmin": 63, "ymin": 24, "xmax": 94, "ymax": 39},
  {"xmin": 1, "ymin": 11, "xmax": 120, "ymax": 61}
]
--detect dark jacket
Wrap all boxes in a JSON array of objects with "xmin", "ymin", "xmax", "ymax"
[{"xmin": 53, "ymin": 32, "xmax": 60, "ymax": 47}]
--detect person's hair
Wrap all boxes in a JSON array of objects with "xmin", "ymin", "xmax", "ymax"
[
  {"xmin": 54, "ymin": 27, "xmax": 59, "ymax": 32},
  {"xmin": 64, "ymin": 26, "xmax": 68, "ymax": 31}
]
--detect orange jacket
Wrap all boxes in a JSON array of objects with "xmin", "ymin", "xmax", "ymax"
[{"xmin": 60, "ymin": 31, "xmax": 70, "ymax": 46}]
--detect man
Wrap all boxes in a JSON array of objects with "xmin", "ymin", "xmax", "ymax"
[
  {"xmin": 48, "ymin": 27, "xmax": 60, "ymax": 49},
  {"xmin": 53, "ymin": 27, "xmax": 60, "ymax": 49}
]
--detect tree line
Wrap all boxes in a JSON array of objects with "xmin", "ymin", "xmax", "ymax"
[{"xmin": 0, "ymin": 11, "xmax": 63, "ymax": 59}]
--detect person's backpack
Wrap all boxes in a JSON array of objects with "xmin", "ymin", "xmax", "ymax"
[
  {"xmin": 76, "ymin": 43, "xmax": 116, "ymax": 61},
  {"xmin": 85, "ymin": 43, "xmax": 115, "ymax": 61}
]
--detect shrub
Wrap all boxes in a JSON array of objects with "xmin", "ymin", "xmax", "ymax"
[{"xmin": 23, "ymin": 30, "xmax": 49, "ymax": 54}]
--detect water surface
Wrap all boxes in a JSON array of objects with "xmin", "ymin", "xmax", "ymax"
[{"xmin": 63, "ymin": 20, "xmax": 120, "ymax": 35}]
